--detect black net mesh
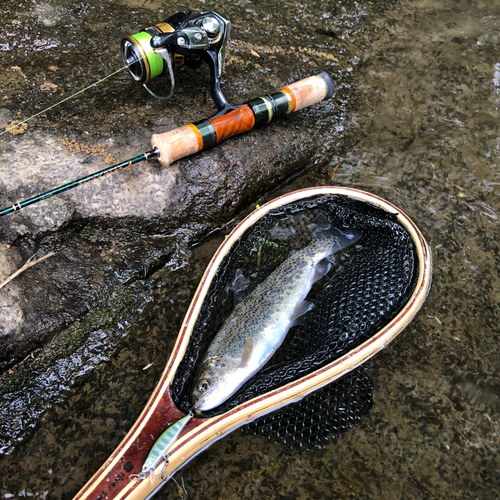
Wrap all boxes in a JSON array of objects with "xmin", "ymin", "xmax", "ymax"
[
  {"xmin": 246, "ymin": 365, "xmax": 373, "ymax": 450},
  {"xmin": 171, "ymin": 194, "xmax": 418, "ymax": 448}
]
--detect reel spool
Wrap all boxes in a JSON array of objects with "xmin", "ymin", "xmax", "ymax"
[{"xmin": 121, "ymin": 10, "xmax": 233, "ymax": 114}]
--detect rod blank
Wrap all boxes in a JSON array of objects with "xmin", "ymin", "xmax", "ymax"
[{"xmin": 0, "ymin": 152, "xmax": 157, "ymax": 217}]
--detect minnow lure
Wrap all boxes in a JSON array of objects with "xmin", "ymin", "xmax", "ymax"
[{"xmin": 129, "ymin": 414, "xmax": 192, "ymax": 485}]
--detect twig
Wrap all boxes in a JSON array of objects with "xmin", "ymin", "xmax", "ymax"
[
  {"xmin": 0, "ymin": 252, "xmax": 55, "ymax": 290},
  {"xmin": 330, "ymin": 158, "xmax": 340, "ymax": 181}
]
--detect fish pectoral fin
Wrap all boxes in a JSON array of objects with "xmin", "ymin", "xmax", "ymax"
[
  {"xmin": 312, "ymin": 258, "xmax": 332, "ymax": 284},
  {"xmin": 239, "ymin": 337, "xmax": 254, "ymax": 369},
  {"xmin": 315, "ymin": 213, "xmax": 332, "ymax": 231},
  {"xmin": 290, "ymin": 300, "xmax": 314, "ymax": 324}
]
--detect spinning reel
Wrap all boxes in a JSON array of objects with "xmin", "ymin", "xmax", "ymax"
[{"xmin": 121, "ymin": 10, "xmax": 234, "ymax": 115}]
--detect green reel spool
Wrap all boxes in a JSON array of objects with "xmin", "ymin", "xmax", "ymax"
[{"xmin": 121, "ymin": 23, "xmax": 174, "ymax": 84}]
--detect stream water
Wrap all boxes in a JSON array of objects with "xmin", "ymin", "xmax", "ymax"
[{"xmin": 0, "ymin": 0, "xmax": 499, "ymax": 498}]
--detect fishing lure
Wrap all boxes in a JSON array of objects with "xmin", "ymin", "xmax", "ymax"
[{"xmin": 129, "ymin": 414, "xmax": 192, "ymax": 485}]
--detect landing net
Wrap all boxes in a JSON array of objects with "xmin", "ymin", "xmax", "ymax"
[{"xmin": 172, "ymin": 194, "xmax": 418, "ymax": 449}]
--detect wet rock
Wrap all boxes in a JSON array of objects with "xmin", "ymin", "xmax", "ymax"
[
  {"xmin": 0, "ymin": 0, "xmax": 358, "ymax": 455},
  {"xmin": 33, "ymin": 2, "xmax": 75, "ymax": 27},
  {"xmin": 0, "ymin": 109, "xmax": 14, "ymax": 128},
  {"xmin": 0, "ymin": 246, "xmax": 25, "ymax": 342}
]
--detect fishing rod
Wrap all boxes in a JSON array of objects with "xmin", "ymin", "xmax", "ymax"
[{"xmin": 0, "ymin": 10, "xmax": 334, "ymax": 218}]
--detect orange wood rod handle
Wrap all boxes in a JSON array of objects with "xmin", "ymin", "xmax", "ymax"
[{"xmin": 151, "ymin": 72, "xmax": 334, "ymax": 166}]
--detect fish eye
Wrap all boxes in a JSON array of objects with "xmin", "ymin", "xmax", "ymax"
[{"xmin": 198, "ymin": 379, "xmax": 210, "ymax": 393}]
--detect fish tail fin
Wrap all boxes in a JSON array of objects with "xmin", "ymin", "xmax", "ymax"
[{"xmin": 313, "ymin": 213, "xmax": 362, "ymax": 253}]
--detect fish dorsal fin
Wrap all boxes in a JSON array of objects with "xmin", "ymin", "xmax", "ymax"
[
  {"xmin": 315, "ymin": 213, "xmax": 331, "ymax": 231},
  {"xmin": 290, "ymin": 300, "xmax": 314, "ymax": 323},
  {"xmin": 239, "ymin": 337, "xmax": 254, "ymax": 369},
  {"xmin": 312, "ymin": 259, "xmax": 331, "ymax": 285}
]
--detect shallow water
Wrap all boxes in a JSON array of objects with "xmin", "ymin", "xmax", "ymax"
[{"xmin": 1, "ymin": 0, "xmax": 499, "ymax": 498}]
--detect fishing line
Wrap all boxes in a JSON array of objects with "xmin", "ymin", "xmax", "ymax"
[{"xmin": 0, "ymin": 59, "xmax": 141, "ymax": 137}]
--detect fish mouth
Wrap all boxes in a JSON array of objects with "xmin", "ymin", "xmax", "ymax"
[
  {"xmin": 190, "ymin": 384, "xmax": 216, "ymax": 412},
  {"xmin": 190, "ymin": 389, "xmax": 205, "ymax": 410},
  {"xmin": 191, "ymin": 395, "xmax": 216, "ymax": 413},
  {"xmin": 191, "ymin": 376, "xmax": 244, "ymax": 412}
]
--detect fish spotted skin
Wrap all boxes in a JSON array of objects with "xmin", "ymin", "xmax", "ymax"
[{"xmin": 191, "ymin": 219, "xmax": 361, "ymax": 411}]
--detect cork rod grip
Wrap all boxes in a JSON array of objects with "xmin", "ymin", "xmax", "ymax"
[
  {"xmin": 282, "ymin": 72, "xmax": 335, "ymax": 112},
  {"xmin": 151, "ymin": 72, "xmax": 334, "ymax": 167}
]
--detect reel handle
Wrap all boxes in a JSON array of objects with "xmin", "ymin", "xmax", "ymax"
[{"xmin": 151, "ymin": 72, "xmax": 334, "ymax": 167}]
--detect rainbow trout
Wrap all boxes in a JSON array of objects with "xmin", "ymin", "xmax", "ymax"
[{"xmin": 191, "ymin": 218, "xmax": 361, "ymax": 411}]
